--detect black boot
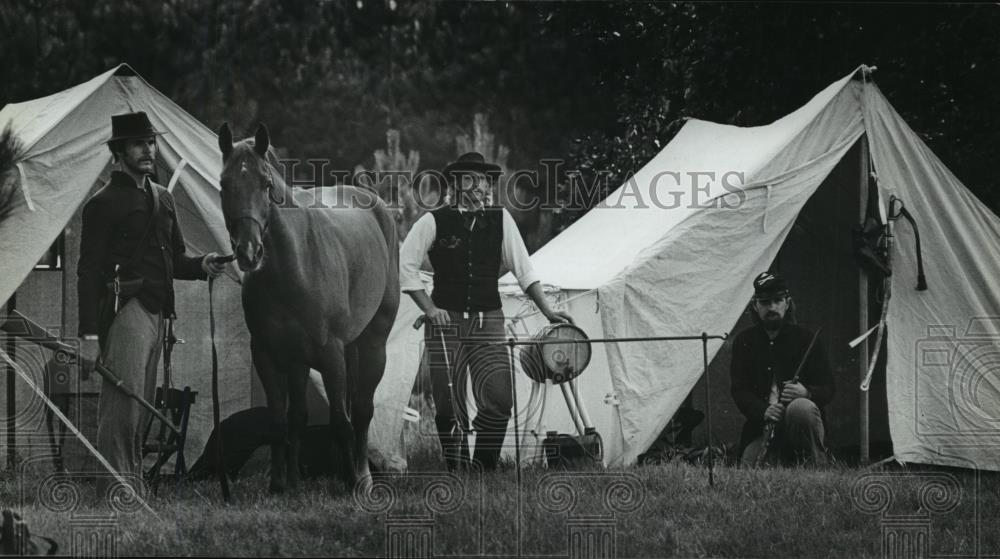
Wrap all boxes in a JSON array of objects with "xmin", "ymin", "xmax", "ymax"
[
  {"xmin": 472, "ymin": 430, "xmax": 505, "ymax": 472},
  {"xmin": 435, "ymin": 416, "xmax": 469, "ymax": 472}
]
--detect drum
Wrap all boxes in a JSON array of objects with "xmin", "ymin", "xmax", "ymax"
[{"xmin": 520, "ymin": 323, "xmax": 591, "ymax": 384}]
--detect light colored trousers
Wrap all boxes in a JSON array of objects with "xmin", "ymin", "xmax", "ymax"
[{"xmin": 95, "ymin": 298, "xmax": 164, "ymax": 497}]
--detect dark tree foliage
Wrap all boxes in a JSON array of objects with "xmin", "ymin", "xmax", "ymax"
[
  {"xmin": 0, "ymin": 126, "xmax": 23, "ymax": 222},
  {"xmin": 0, "ymin": 2, "xmax": 997, "ymax": 237},
  {"xmin": 559, "ymin": 3, "xmax": 1000, "ymax": 222}
]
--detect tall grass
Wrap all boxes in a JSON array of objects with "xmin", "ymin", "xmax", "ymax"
[
  {"xmin": 3, "ymin": 454, "xmax": 997, "ymax": 557},
  {"xmin": 3, "ymin": 401, "xmax": 996, "ymax": 556}
]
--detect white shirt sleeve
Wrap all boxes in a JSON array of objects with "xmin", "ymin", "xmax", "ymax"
[
  {"xmin": 399, "ymin": 212, "xmax": 436, "ymax": 293},
  {"xmin": 501, "ymin": 208, "xmax": 540, "ymax": 291}
]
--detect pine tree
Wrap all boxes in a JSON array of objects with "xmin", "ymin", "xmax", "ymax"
[{"xmin": 355, "ymin": 129, "xmax": 423, "ymax": 243}]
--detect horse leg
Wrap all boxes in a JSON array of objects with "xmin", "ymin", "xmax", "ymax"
[
  {"xmin": 347, "ymin": 341, "xmax": 376, "ymax": 488},
  {"xmin": 286, "ymin": 364, "xmax": 309, "ymax": 490},
  {"xmin": 318, "ymin": 340, "xmax": 357, "ymax": 491},
  {"xmin": 251, "ymin": 339, "xmax": 289, "ymax": 494},
  {"xmin": 351, "ymin": 302, "xmax": 395, "ymax": 485}
]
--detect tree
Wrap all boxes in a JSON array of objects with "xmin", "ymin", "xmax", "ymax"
[
  {"xmin": 355, "ymin": 129, "xmax": 422, "ymax": 243},
  {"xmin": 0, "ymin": 127, "xmax": 22, "ymax": 223},
  {"xmin": 558, "ymin": 4, "xmax": 1000, "ymax": 219},
  {"xmin": 0, "ymin": 2, "xmax": 996, "ymax": 231}
]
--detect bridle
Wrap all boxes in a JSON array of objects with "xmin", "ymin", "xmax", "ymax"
[{"xmin": 231, "ymin": 158, "xmax": 283, "ymax": 242}]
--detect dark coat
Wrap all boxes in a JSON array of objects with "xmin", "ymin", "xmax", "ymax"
[
  {"xmin": 729, "ymin": 323, "xmax": 835, "ymax": 453},
  {"xmin": 77, "ymin": 171, "xmax": 206, "ymax": 337}
]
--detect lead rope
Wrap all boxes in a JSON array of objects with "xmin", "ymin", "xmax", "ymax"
[{"xmin": 208, "ymin": 270, "xmax": 232, "ymax": 503}]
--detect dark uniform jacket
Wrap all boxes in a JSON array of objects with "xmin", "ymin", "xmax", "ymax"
[
  {"xmin": 77, "ymin": 171, "xmax": 206, "ymax": 337},
  {"xmin": 730, "ymin": 323, "xmax": 835, "ymax": 452}
]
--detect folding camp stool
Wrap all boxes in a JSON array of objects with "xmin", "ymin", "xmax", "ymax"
[
  {"xmin": 141, "ymin": 319, "xmax": 196, "ymax": 490},
  {"xmin": 142, "ymin": 386, "xmax": 196, "ymax": 487}
]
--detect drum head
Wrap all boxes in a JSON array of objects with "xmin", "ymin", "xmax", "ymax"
[{"xmin": 538, "ymin": 323, "xmax": 591, "ymax": 384}]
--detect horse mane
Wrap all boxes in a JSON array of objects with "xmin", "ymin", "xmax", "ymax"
[{"xmin": 0, "ymin": 125, "xmax": 23, "ymax": 222}]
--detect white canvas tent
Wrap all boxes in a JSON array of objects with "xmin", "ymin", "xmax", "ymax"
[
  {"xmin": 4, "ymin": 64, "xmax": 998, "ymax": 474},
  {"xmin": 384, "ymin": 65, "xmax": 1000, "ymax": 472},
  {"xmin": 0, "ymin": 64, "xmax": 417, "ymax": 471}
]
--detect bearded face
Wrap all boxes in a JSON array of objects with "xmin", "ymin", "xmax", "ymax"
[{"xmin": 754, "ymin": 295, "xmax": 789, "ymax": 330}]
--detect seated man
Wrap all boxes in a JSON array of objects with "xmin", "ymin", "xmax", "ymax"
[{"xmin": 730, "ymin": 272, "xmax": 835, "ymax": 466}]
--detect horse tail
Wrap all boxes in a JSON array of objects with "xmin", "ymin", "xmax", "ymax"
[{"xmin": 373, "ymin": 196, "xmax": 399, "ymax": 279}]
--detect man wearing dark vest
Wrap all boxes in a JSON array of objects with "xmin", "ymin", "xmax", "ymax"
[
  {"xmin": 399, "ymin": 152, "xmax": 573, "ymax": 471},
  {"xmin": 77, "ymin": 112, "xmax": 226, "ymax": 493}
]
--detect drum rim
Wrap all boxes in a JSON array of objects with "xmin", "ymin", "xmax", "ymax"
[{"xmin": 538, "ymin": 322, "xmax": 592, "ymax": 378}]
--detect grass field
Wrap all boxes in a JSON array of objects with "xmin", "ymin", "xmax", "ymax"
[
  {"xmin": 3, "ymin": 445, "xmax": 999, "ymax": 557},
  {"xmin": 2, "ymin": 397, "xmax": 998, "ymax": 557}
]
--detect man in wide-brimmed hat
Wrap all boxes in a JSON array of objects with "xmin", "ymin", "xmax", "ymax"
[
  {"xmin": 399, "ymin": 152, "xmax": 573, "ymax": 472},
  {"xmin": 77, "ymin": 112, "xmax": 226, "ymax": 495},
  {"xmin": 730, "ymin": 271, "xmax": 835, "ymax": 466}
]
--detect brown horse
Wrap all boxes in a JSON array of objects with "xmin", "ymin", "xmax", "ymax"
[{"xmin": 217, "ymin": 123, "xmax": 399, "ymax": 492}]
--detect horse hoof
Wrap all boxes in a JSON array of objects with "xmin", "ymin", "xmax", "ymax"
[
  {"xmin": 350, "ymin": 476, "xmax": 372, "ymax": 499},
  {"xmin": 354, "ymin": 474, "xmax": 372, "ymax": 494}
]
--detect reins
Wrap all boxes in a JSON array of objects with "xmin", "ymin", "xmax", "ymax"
[{"xmin": 208, "ymin": 254, "xmax": 236, "ymax": 503}]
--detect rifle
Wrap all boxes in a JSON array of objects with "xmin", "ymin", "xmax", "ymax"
[
  {"xmin": 0, "ymin": 311, "xmax": 161, "ymax": 517},
  {"xmin": 0, "ymin": 309, "xmax": 180, "ymax": 436},
  {"xmin": 754, "ymin": 327, "xmax": 822, "ymax": 466}
]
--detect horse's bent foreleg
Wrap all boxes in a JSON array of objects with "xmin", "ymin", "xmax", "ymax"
[
  {"xmin": 251, "ymin": 339, "xmax": 289, "ymax": 494},
  {"xmin": 286, "ymin": 365, "xmax": 309, "ymax": 490},
  {"xmin": 318, "ymin": 341, "xmax": 357, "ymax": 490}
]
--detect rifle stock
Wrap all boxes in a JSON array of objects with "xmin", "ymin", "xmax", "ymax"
[
  {"xmin": 753, "ymin": 327, "xmax": 822, "ymax": 466},
  {"xmin": 0, "ymin": 310, "xmax": 180, "ymax": 436}
]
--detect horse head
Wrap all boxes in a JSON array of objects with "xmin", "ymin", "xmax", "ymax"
[{"xmin": 218, "ymin": 122, "xmax": 278, "ymax": 272}]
